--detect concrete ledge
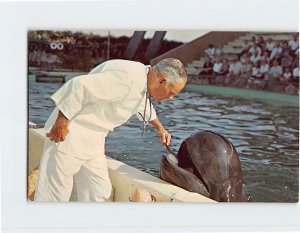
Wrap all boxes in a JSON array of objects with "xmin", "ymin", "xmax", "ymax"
[
  {"xmin": 28, "ymin": 123, "xmax": 215, "ymax": 203},
  {"xmin": 107, "ymin": 157, "xmax": 214, "ymax": 202},
  {"xmin": 185, "ymin": 84, "xmax": 299, "ymax": 107},
  {"xmin": 28, "ymin": 127, "xmax": 45, "ymax": 172}
]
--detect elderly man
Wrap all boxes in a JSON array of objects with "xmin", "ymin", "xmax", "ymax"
[{"xmin": 34, "ymin": 58, "xmax": 187, "ymax": 202}]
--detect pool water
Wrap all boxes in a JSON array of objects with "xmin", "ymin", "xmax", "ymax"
[{"xmin": 29, "ymin": 81, "xmax": 299, "ymax": 202}]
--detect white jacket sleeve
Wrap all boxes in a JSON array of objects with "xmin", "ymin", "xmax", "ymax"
[
  {"xmin": 51, "ymin": 71, "xmax": 131, "ymax": 120},
  {"xmin": 135, "ymin": 94, "xmax": 157, "ymax": 122}
]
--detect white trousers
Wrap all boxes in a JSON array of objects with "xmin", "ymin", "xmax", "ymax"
[{"xmin": 34, "ymin": 108, "xmax": 112, "ymax": 202}]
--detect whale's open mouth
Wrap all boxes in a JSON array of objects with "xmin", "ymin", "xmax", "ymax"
[{"xmin": 160, "ymin": 130, "xmax": 246, "ymax": 202}]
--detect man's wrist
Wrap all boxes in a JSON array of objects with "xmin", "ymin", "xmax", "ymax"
[
  {"xmin": 150, "ymin": 118, "xmax": 164, "ymax": 132},
  {"xmin": 56, "ymin": 111, "xmax": 69, "ymax": 126}
]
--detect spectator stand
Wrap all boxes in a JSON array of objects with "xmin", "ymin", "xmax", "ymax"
[{"xmin": 186, "ymin": 32, "xmax": 299, "ymax": 95}]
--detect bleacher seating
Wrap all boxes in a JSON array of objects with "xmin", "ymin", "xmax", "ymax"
[{"xmin": 186, "ymin": 32, "xmax": 299, "ymax": 95}]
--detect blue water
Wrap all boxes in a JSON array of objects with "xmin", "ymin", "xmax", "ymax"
[{"xmin": 29, "ymin": 80, "xmax": 299, "ymax": 202}]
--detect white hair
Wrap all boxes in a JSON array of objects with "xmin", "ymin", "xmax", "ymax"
[{"xmin": 153, "ymin": 58, "xmax": 187, "ymax": 86}]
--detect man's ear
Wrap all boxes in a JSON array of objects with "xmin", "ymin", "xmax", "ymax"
[{"xmin": 159, "ymin": 77, "xmax": 167, "ymax": 85}]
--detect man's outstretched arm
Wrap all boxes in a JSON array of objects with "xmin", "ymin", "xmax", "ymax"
[{"xmin": 150, "ymin": 118, "xmax": 171, "ymax": 146}]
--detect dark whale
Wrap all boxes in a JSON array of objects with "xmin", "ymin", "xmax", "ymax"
[{"xmin": 160, "ymin": 130, "xmax": 246, "ymax": 202}]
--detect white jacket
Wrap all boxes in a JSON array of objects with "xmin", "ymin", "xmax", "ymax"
[{"xmin": 51, "ymin": 59, "xmax": 157, "ymax": 132}]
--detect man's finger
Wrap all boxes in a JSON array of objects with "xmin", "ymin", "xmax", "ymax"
[
  {"xmin": 48, "ymin": 135, "xmax": 60, "ymax": 143},
  {"xmin": 61, "ymin": 132, "xmax": 66, "ymax": 141},
  {"xmin": 61, "ymin": 128, "xmax": 69, "ymax": 141},
  {"xmin": 166, "ymin": 137, "xmax": 170, "ymax": 145},
  {"xmin": 163, "ymin": 133, "xmax": 170, "ymax": 145},
  {"xmin": 160, "ymin": 135, "xmax": 166, "ymax": 144},
  {"xmin": 166, "ymin": 136, "xmax": 171, "ymax": 145}
]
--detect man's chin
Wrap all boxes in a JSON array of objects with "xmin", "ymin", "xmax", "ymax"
[{"xmin": 152, "ymin": 97, "xmax": 161, "ymax": 104}]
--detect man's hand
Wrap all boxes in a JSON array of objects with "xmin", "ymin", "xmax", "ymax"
[
  {"xmin": 47, "ymin": 111, "xmax": 69, "ymax": 143},
  {"xmin": 157, "ymin": 127, "xmax": 171, "ymax": 146},
  {"xmin": 150, "ymin": 118, "xmax": 171, "ymax": 146}
]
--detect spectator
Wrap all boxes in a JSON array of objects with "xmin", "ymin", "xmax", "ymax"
[
  {"xmin": 214, "ymin": 45, "xmax": 222, "ymax": 59},
  {"xmin": 210, "ymin": 58, "xmax": 222, "ymax": 84},
  {"xmin": 295, "ymin": 48, "xmax": 299, "ymax": 58},
  {"xmin": 285, "ymin": 83, "xmax": 298, "ymax": 95},
  {"xmin": 250, "ymin": 50, "xmax": 262, "ymax": 64},
  {"xmin": 235, "ymin": 57, "xmax": 252, "ymax": 87},
  {"xmin": 251, "ymin": 62, "xmax": 261, "ymax": 79},
  {"xmin": 259, "ymin": 59, "xmax": 270, "ymax": 78},
  {"xmin": 279, "ymin": 67, "xmax": 292, "ymax": 84},
  {"xmin": 257, "ymin": 36, "xmax": 265, "ymax": 50},
  {"xmin": 260, "ymin": 50, "xmax": 270, "ymax": 63},
  {"xmin": 213, "ymin": 58, "xmax": 223, "ymax": 75},
  {"xmin": 269, "ymin": 59, "xmax": 283, "ymax": 80},
  {"xmin": 281, "ymin": 41, "xmax": 291, "ymax": 55},
  {"xmin": 257, "ymin": 36, "xmax": 264, "ymax": 45},
  {"xmin": 225, "ymin": 55, "xmax": 243, "ymax": 86},
  {"xmin": 205, "ymin": 44, "xmax": 216, "ymax": 59},
  {"xmin": 260, "ymin": 42, "xmax": 267, "ymax": 52},
  {"xmin": 273, "ymin": 53, "xmax": 283, "ymax": 64},
  {"xmin": 239, "ymin": 52, "xmax": 249, "ymax": 64},
  {"xmin": 281, "ymin": 51, "xmax": 294, "ymax": 69},
  {"xmin": 288, "ymin": 33, "xmax": 299, "ymax": 54},
  {"xmin": 251, "ymin": 36, "xmax": 258, "ymax": 44},
  {"xmin": 249, "ymin": 43, "xmax": 262, "ymax": 56},
  {"xmin": 215, "ymin": 58, "xmax": 230, "ymax": 85},
  {"xmin": 246, "ymin": 62, "xmax": 262, "ymax": 89},
  {"xmin": 219, "ymin": 58, "xmax": 230, "ymax": 75},
  {"xmin": 270, "ymin": 42, "xmax": 283, "ymax": 60},
  {"xmin": 243, "ymin": 57, "xmax": 253, "ymax": 73},
  {"xmin": 266, "ymin": 38, "xmax": 275, "ymax": 52},
  {"xmin": 241, "ymin": 41, "xmax": 251, "ymax": 55},
  {"xmin": 292, "ymin": 63, "xmax": 299, "ymax": 79},
  {"xmin": 292, "ymin": 51, "xmax": 299, "ymax": 69},
  {"xmin": 285, "ymin": 64, "xmax": 299, "ymax": 94},
  {"xmin": 255, "ymin": 58, "xmax": 271, "ymax": 89},
  {"xmin": 198, "ymin": 56, "xmax": 213, "ymax": 75}
]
